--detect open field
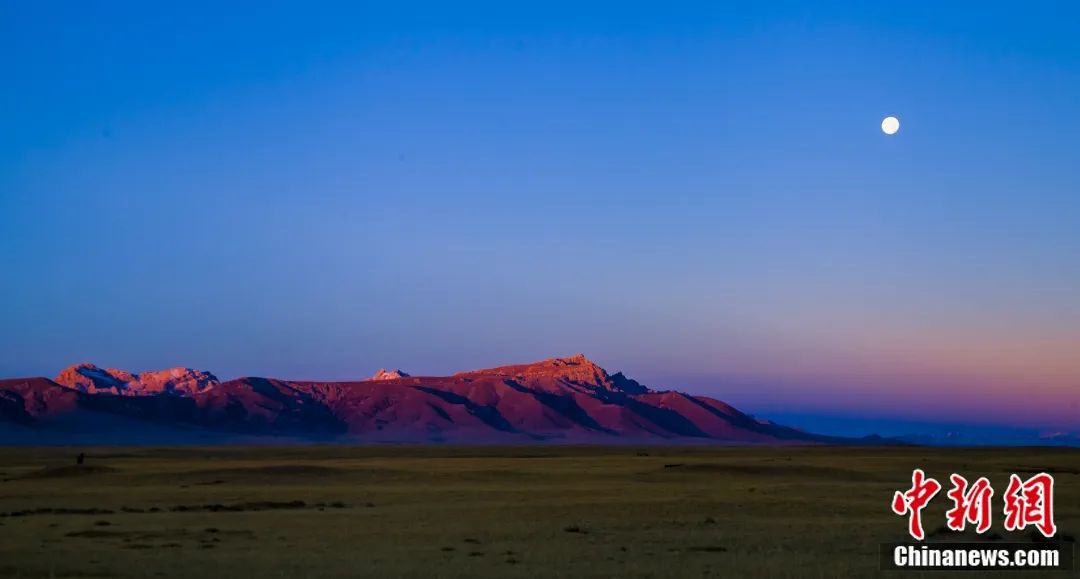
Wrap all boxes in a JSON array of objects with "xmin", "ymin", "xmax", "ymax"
[{"xmin": 0, "ymin": 445, "xmax": 1076, "ymax": 578}]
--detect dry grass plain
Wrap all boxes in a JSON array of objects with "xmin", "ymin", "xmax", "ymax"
[{"xmin": 0, "ymin": 445, "xmax": 1076, "ymax": 578}]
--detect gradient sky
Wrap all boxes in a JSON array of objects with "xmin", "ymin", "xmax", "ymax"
[{"xmin": 2, "ymin": 1, "xmax": 1078, "ymax": 435}]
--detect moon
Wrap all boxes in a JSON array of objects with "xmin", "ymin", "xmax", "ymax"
[{"xmin": 881, "ymin": 116, "xmax": 900, "ymax": 135}]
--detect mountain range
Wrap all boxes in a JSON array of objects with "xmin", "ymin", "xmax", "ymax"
[{"xmin": 0, "ymin": 354, "xmax": 864, "ymax": 445}]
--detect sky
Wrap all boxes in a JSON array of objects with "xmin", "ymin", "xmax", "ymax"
[{"xmin": 2, "ymin": 1, "xmax": 1078, "ymax": 436}]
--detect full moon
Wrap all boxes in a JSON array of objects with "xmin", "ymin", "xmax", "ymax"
[{"xmin": 881, "ymin": 116, "xmax": 900, "ymax": 135}]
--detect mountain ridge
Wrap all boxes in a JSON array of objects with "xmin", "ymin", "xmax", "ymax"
[{"xmin": 0, "ymin": 355, "xmax": 861, "ymax": 445}]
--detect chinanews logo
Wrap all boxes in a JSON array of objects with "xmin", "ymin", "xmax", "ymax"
[
  {"xmin": 881, "ymin": 469, "xmax": 1073, "ymax": 572},
  {"xmin": 891, "ymin": 469, "xmax": 1056, "ymax": 540}
]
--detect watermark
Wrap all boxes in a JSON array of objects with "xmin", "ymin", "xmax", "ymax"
[
  {"xmin": 892, "ymin": 470, "xmax": 1056, "ymax": 540},
  {"xmin": 881, "ymin": 543, "xmax": 1074, "ymax": 571},
  {"xmin": 886, "ymin": 470, "xmax": 1069, "ymax": 571}
]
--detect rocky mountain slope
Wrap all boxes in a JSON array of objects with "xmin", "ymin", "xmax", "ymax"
[{"xmin": 0, "ymin": 355, "xmax": 854, "ymax": 444}]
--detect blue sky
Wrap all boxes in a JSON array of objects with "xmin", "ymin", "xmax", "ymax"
[{"xmin": 2, "ymin": 1, "xmax": 1078, "ymax": 434}]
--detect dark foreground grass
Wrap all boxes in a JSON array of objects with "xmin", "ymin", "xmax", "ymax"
[{"xmin": 0, "ymin": 445, "xmax": 1076, "ymax": 578}]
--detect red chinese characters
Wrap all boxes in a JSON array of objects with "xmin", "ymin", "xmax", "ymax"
[
  {"xmin": 1003, "ymin": 473, "xmax": 1056, "ymax": 538},
  {"xmin": 892, "ymin": 468, "xmax": 942, "ymax": 540},
  {"xmin": 945, "ymin": 474, "xmax": 993, "ymax": 533},
  {"xmin": 892, "ymin": 470, "xmax": 1056, "ymax": 540}
]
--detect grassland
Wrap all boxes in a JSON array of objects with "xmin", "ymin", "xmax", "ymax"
[{"xmin": 0, "ymin": 445, "xmax": 1076, "ymax": 578}]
